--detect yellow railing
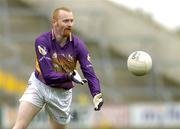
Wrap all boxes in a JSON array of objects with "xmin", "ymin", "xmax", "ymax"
[{"xmin": 0, "ymin": 70, "xmax": 26, "ymax": 95}]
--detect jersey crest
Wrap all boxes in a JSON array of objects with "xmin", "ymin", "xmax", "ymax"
[{"xmin": 38, "ymin": 45, "xmax": 47, "ymax": 56}]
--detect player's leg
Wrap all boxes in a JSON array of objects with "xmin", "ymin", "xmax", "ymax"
[
  {"xmin": 49, "ymin": 117, "xmax": 66, "ymax": 129},
  {"xmin": 13, "ymin": 72, "xmax": 44, "ymax": 129},
  {"xmin": 12, "ymin": 101, "xmax": 41, "ymax": 129}
]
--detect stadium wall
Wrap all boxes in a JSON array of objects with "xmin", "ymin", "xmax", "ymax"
[{"xmin": 1, "ymin": 103, "xmax": 180, "ymax": 129}]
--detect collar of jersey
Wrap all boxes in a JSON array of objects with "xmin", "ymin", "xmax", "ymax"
[{"xmin": 51, "ymin": 29, "xmax": 72, "ymax": 42}]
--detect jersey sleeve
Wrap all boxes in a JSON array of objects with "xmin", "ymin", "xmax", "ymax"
[
  {"xmin": 35, "ymin": 37, "xmax": 70, "ymax": 85},
  {"xmin": 76, "ymin": 39, "xmax": 101, "ymax": 97}
]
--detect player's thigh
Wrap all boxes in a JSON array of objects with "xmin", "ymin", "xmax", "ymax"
[
  {"xmin": 15, "ymin": 101, "xmax": 41, "ymax": 128},
  {"xmin": 45, "ymin": 87, "xmax": 72, "ymax": 124},
  {"xmin": 49, "ymin": 116, "xmax": 66, "ymax": 129}
]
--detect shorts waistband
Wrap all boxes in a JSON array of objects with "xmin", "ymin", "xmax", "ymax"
[{"xmin": 31, "ymin": 72, "xmax": 72, "ymax": 91}]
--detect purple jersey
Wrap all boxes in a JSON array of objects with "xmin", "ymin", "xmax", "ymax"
[{"xmin": 34, "ymin": 31, "xmax": 101, "ymax": 97}]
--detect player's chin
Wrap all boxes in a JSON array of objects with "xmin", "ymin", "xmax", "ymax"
[{"xmin": 64, "ymin": 30, "xmax": 71, "ymax": 37}]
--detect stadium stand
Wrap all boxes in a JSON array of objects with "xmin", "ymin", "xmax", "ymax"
[
  {"xmin": 1, "ymin": 0, "xmax": 180, "ymax": 105},
  {"xmin": 19, "ymin": 0, "xmax": 180, "ymax": 101}
]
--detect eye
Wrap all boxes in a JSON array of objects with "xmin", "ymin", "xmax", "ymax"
[
  {"xmin": 63, "ymin": 19, "xmax": 69, "ymax": 23},
  {"xmin": 63, "ymin": 19, "xmax": 73, "ymax": 23},
  {"xmin": 70, "ymin": 19, "xmax": 74, "ymax": 23}
]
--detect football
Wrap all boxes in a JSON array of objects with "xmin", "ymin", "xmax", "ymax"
[{"xmin": 127, "ymin": 51, "xmax": 152, "ymax": 76}]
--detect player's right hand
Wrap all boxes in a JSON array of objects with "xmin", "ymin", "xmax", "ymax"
[{"xmin": 69, "ymin": 70, "xmax": 87, "ymax": 85}]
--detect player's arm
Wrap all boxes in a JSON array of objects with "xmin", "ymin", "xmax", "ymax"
[
  {"xmin": 76, "ymin": 39, "xmax": 103, "ymax": 110},
  {"xmin": 35, "ymin": 38, "xmax": 70, "ymax": 85}
]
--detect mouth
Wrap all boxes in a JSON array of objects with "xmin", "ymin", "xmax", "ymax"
[{"xmin": 65, "ymin": 28, "xmax": 71, "ymax": 31}]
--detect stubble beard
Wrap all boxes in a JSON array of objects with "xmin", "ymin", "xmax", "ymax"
[
  {"xmin": 55, "ymin": 30, "xmax": 69, "ymax": 42},
  {"xmin": 63, "ymin": 29, "xmax": 71, "ymax": 37}
]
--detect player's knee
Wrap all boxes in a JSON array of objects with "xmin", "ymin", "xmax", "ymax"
[
  {"xmin": 51, "ymin": 126, "xmax": 66, "ymax": 129},
  {"xmin": 12, "ymin": 124, "xmax": 27, "ymax": 129},
  {"xmin": 12, "ymin": 127, "xmax": 26, "ymax": 129}
]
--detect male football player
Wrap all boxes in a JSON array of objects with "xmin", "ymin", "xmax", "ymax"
[{"xmin": 12, "ymin": 7, "xmax": 103, "ymax": 129}]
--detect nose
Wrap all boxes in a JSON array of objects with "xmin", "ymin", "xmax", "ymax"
[
  {"xmin": 68, "ymin": 22, "xmax": 72, "ymax": 28},
  {"xmin": 67, "ymin": 20, "xmax": 73, "ymax": 27}
]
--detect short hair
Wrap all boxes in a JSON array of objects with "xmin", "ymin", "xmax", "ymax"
[{"xmin": 52, "ymin": 7, "xmax": 72, "ymax": 20}]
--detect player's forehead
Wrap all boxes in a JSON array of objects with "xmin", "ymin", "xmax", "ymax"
[{"xmin": 57, "ymin": 10, "xmax": 73, "ymax": 20}]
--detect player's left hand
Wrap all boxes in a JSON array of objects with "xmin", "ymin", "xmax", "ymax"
[{"xmin": 93, "ymin": 93, "xmax": 103, "ymax": 111}]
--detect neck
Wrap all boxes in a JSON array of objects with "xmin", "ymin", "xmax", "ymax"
[
  {"xmin": 56, "ymin": 36, "xmax": 67, "ymax": 47},
  {"xmin": 59, "ymin": 37, "xmax": 67, "ymax": 47},
  {"xmin": 53, "ymin": 29, "xmax": 67, "ymax": 47}
]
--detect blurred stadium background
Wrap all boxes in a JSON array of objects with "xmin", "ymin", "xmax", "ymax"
[{"xmin": 1, "ymin": 0, "xmax": 180, "ymax": 129}]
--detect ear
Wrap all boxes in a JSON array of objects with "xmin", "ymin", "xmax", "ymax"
[{"xmin": 52, "ymin": 19, "xmax": 57, "ymax": 26}]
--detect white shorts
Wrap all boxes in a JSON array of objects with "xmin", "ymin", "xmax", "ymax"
[{"xmin": 19, "ymin": 72, "xmax": 72, "ymax": 125}]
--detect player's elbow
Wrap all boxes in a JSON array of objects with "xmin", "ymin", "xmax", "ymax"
[
  {"xmin": 43, "ymin": 73, "xmax": 69, "ymax": 85},
  {"xmin": 43, "ymin": 73, "xmax": 56, "ymax": 84},
  {"xmin": 43, "ymin": 76, "xmax": 54, "ymax": 85}
]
